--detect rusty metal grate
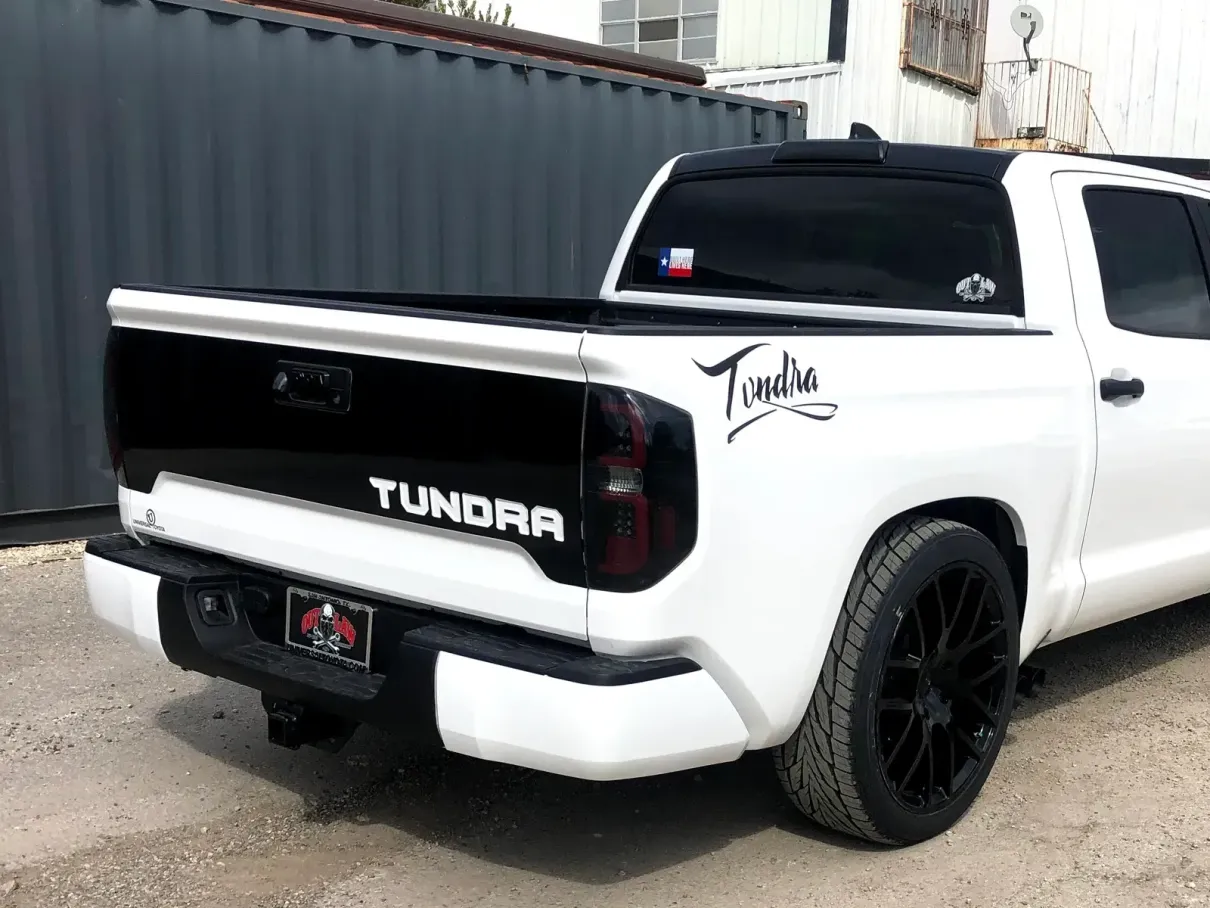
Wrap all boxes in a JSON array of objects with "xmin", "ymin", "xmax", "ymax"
[
  {"xmin": 900, "ymin": 0, "xmax": 989, "ymax": 94},
  {"xmin": 977, "ymin": 59, "xmax": 1095, "ymax": 151}
]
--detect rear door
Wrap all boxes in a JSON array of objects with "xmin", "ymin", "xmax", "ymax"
[
  {"xmin": 106, "ymin": 287, "xmax": 590, "ymax": 640},
  {"xmin": 1053, "ymin": 172, "xmax": 1210, "ymax": 634}
]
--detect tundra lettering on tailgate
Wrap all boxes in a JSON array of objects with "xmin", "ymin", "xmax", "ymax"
[{"xmin": 368, "ymin": 478, "xmax": 566, "ymax": 542}]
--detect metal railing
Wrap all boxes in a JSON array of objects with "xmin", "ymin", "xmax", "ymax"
[{"xmin": 976, "ymin": 59, "xmax": 1093, "ymax": 150}]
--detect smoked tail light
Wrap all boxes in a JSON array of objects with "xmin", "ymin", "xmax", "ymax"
[
  {"xmin": 103, "ymin": 328, "xmax": 127, "ymax": 486},
  {"xmin": 582, "ymin": 385, "xmax": 698, "ymax": 593}
]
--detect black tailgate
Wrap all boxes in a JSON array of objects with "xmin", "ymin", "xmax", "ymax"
[{"xmin": 105, "ymin": 327, "xmax": 586, "ymax": 586}]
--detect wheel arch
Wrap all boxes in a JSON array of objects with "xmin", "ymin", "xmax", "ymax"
[{"xmin": 871, "ymin": 497, "xmax": 1029, "ymax": 626}]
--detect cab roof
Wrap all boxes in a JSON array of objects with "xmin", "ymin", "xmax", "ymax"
[{"xmin": 669, "ymin": 138, "xmax": 1210, "ymax": 185}]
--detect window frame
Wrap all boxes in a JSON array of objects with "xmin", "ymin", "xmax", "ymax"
[
  {"xmin": 599, "ymin": 0, "xmax": 719, "ymax": 65},
  {"xmin": 1192, "ymin": 195, "xmax": 1210, "ymax": 240},
  {"xmin": 616, "ymin": 165, "xmax": 1028, "ymax": 319},
  {"xmin": 1080, "ymin": 185, "xmax": 1210, "ymax": 342}
]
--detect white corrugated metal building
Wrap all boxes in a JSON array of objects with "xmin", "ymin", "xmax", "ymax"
[
  {"xmin": 503, "ymin": 0, "xmax": 985, "ymax": 146},
  {"xmin": 981, "ymin": 0, "xmax": 1210, "ymax": 157},
  {"xmin": 503, "ymin": 0, "xmax": 1210, "ymax": 157},
  {"xmin": 706, "ymin": 0, "xmax": 983, "ymax": 145}
]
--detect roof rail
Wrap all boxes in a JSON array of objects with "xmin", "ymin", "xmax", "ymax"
[{"xmin": 1076, "ymin": 152, "xmax": 1210, "ymax": 180}]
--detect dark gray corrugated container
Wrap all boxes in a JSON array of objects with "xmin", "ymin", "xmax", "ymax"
[{"xmin": 0, "ymin": 0, "xmax": 805, "ymax": 540}]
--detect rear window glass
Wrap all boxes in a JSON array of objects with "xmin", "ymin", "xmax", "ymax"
[{"xmin": 626, "ymin": 173, "xmax": 1022, "ymax": 314}]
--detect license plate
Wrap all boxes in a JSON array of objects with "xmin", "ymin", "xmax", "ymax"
[{"xmin": 284, "ymin": 587, "xmax": 373, "ymax": 672}]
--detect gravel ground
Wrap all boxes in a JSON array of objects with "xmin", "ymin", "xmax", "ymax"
[
  {"xmin": 0, "ymin": 541, "xmax": 86, "ymax": 568},
  {"xmin": 4, "ymin": 545, "xmax": 1210, "ymax": 907}
]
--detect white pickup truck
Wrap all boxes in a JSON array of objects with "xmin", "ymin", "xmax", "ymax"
[{"xmin": 86, "ymin": 138, "xmax": 1210, "ymax": 845}]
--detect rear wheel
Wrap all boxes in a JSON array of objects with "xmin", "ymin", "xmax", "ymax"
[{"xmin": 774, "ymin": 516, "xmax": 1019, "ymax": 845}]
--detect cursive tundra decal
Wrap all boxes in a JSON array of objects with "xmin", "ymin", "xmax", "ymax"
[{"xmin": 694, "ymin": 344, "xmax": 839, "ymax": 443}]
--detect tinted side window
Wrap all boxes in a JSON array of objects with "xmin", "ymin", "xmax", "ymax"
[
  {"xmin": 626, "ymin": 173, "xmax": 1023, "ymax": 314},
  {"xmin": 1083, "ymin": 189, "xmax": 1210, "ymax": 337}
]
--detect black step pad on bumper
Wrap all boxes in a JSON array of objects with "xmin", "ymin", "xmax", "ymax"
[{"xmin": 85, "ymin": 535, "xmax": 699, "ymax": 741}]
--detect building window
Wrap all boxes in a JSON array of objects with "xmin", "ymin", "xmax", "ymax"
[
  {"xmin": 600, "ymin": 0, "xmax": 719, "ymax": 64},
  {"xmin": 900, "ymin": 0, "xmax": 989, "ymax": 93}
]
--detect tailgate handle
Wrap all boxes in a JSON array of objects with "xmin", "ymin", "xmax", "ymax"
[{"xmin": 273, "ymin": 361, "xmax": 352, "ymax": 413}]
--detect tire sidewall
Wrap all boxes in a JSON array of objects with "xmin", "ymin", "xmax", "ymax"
[{"xmin": 851, "ymin": 524, "xmax": 1021, "ymax": 844}]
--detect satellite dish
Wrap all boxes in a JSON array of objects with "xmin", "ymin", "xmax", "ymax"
[
  {"xmin": 1010, "ymin": 3, "xmax": 1044, "ymax": 40},
  {"xmin": 1012, "ymin": 4, "xmax": 1044, "ymax": 73}
]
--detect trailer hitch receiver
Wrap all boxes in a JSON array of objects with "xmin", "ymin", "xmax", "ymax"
[{"xmin": 263, "ymin": 695, "xmax": 357, "ymax": 753}]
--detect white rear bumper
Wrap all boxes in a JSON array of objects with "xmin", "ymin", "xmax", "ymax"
[
  {"xmin": 84, "ymin": 552, "xmax": 167, "ymax": 660},
  {"xmin": 83, "ymin": 550, "xmax": 750, "ymax": 781}
]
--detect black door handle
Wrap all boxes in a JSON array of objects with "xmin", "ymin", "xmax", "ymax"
[{"xmin": 1100, "ymin": 377, "xmax": 1145, "ymax": 401}]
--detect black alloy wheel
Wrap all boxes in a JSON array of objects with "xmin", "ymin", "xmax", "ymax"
[
  {"xmin": 875, "ymin": 562, "xmax": 1012, "ymax": 814},
  {"xmin": 775, "ymin": 516, "xmax": 1020, "ymax": 845}
]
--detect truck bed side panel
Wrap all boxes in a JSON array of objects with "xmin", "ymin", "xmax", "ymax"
[{"xmin": 579, "ymin": 328, "xmax": 1095, "ymax": 747}]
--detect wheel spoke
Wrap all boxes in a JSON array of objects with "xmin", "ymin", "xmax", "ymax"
[
  {"xmin": 961, "ymin": 587, "xmax": 987, "ymax": 647},
  {"xmin": 945, "ymin": 725, "xmax": 957, "ymax": 797},
  {"xmin": 944, "ymin": 569, "xmax": 975, "ymax": 646},
  {"xmin": 932, "ymin": 578, "xmax": 948, "ymax": 648},
  {"xmin": 887, "ymin": 714, "xmax": 918, "ymax": 765},
  {"xmin": 925, "ymin": 729, "xmax": 936, "ymax": 804},
  {"xmin": 954, "ymin": 620, "xmax": 1006, "ymax": 661},
  {"xmin": 969, "ymin": 656, "xmax": 1008, "ymax": 686},
  {"xmin": 911, "ymin": 603, "xmax": 929, "ymax": 659},
  {"xmin": 898, "ymin": 736, "xmax": 928, "ymax": 796},
  {"xmin": 956, "ymin": 727, "xmax": 983, "ymax": 757},
  {"xmin": 956, "ymin": 688, "xmax": 998, "ymax": 726}
]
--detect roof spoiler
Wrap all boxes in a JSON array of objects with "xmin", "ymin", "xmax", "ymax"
[{"xmin": 767, "ymin": 123, "xmax": 886, "ymax": 164}]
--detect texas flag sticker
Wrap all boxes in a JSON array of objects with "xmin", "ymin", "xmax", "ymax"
[{"xmin": 658, "ymin": 247, "xmax": 695, "ymax": 278}]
